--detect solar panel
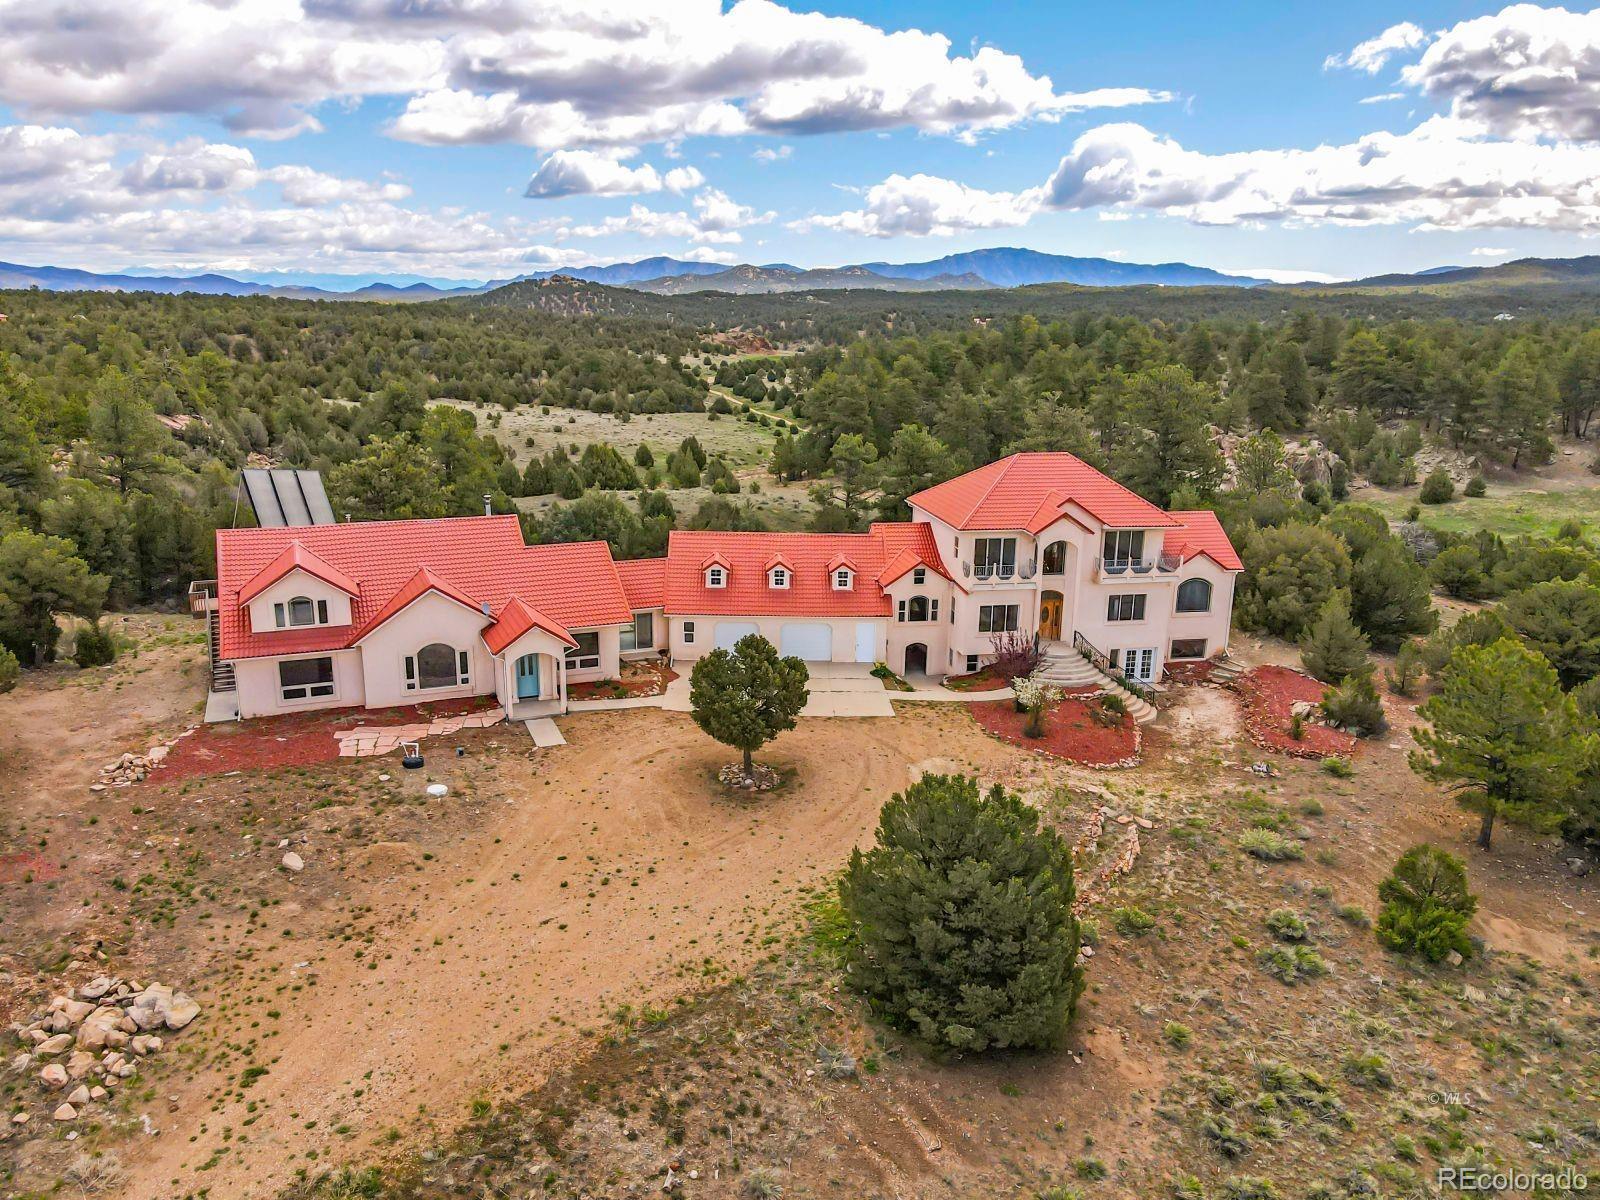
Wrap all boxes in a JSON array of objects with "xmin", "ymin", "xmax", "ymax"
[{"xmin": 241, "ymin": 469, "xmax": 337, "ymax": 527}]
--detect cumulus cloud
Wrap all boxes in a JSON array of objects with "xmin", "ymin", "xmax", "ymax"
[
  {"xmin": 564, "ymin": 187, "xmax": 772, "ymax": 244},
  {"xmin": 753, "ymin": 144, "xmax": 792, "ymax": 163},
  {"xmin": 1472, "ymin": 246, "xmax": 1511, "ymax": 255},
  {"xmin": 0, "ymin": 0, "xmax": 1168, "ymax": 147},
  {"xmin": 795, "ymin": 173, "xmax": 1043, "ymax": 237},
  {"xmin": 1401, "ymin": 3, "xmax": 1600, "ymax": 142},
  {"xmin": 806, "ymin": 114, "xmax": 1600, "ymax": 236},
  {"xmin": 523, "ymin": 149, "xmax": 704, "ymax": 198},
  {"xmin": 1325, "ymin": 21, "xmax": 1430, "ymax": 73}
]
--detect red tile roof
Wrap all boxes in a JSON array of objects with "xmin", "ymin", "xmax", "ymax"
[
  {"xmin": 1167, "ymin": 511, "xmax": 1243, "ymax": 571},
  {"xmin": 351, "ymin": 567, "xmax": 484, "ymax": 643},
  {"xmin": 868, "ymin": 521, "xmax": 963, "ymax": 589},
  {"xmin": 215, "ymin": 515, "xmax": 632, "ymax": 661},
  {"xmin": 908, "ymin": 452, "xmax": 1180, "ymax": 531},
  {"xmin": 237, "ymin": 541, "xmax": 361, "ymax": 604},
  {"xmin": 614, "ymin": 558, "xmax": 667, "ymax": 610},
  {"xmin": 662, "ymin": 523, "xmax": 955, "ymax": 617},
  {"xmin": 483, "ymin": 596, "xmax": 579, "ymax": 653}
]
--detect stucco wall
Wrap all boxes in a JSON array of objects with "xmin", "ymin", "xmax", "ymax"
[
  {"xmin": 234, "ymin": 649, "xmax": 366, "ymax": 719},
  {"xmin": 244, "ymin": 570, "xmax": 354, "ymax": 635},
  {"xmin": 618, "ymin": 608, "xmax": 666, "ymax": 663},
  {"xmin": 881, "ymin": 571, "xmax": 952, "ymax": 677},
  {"xmin": 357, "ymin": 592, "xmax": 497, "ymax": 709},
  {"xmin": 668, "ymin": 614, "xmax": 886, "ymax": 664}
]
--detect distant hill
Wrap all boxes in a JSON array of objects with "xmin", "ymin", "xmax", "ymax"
[
  {"xmin": 1313, "ymin": 256, "xmax": 1600, "ymax": 293},
  {"xmin": 630, "ymin": 264, "xmax": 990, "ymax": 295},
  {"xmin": 0, "ymin": 260, "xmax": 484, "ymax": 302},
  {"xmin": 860, "ymin": 247, "xmax": 1271, "ymax": 289},
  {"xmin": 455, "ymin": 274, "xmax": 672, "ymax": 318}
]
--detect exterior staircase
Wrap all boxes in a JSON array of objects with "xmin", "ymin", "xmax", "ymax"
[
  {"xmin": 1209, "ymin": 652, "xmax": 1245, "ymax": 685},
  {"xmin": 206, "ymin": 607, "xmax": 236, "ymax": 693},
  {"xmin": 1037, "ymin": 642, "xmax": 1159, "ymax": 724}
]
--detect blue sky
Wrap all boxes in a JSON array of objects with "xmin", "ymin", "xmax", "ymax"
[{"xmin": 3, "ymin": 0, "xmax": 1599, "ymax": 284}]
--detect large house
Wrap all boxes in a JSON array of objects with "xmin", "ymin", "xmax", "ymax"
[{"xmin": 195, "ymin": 451, "xmax": 1240, "ymax": 721}]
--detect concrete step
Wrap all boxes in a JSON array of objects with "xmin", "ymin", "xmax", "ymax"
[{"xmin": 1039, "ymin": 650, "xmax": 1159, "ymax": 724}]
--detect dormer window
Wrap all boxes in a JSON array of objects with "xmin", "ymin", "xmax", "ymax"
[
  {"xmin": 768, "ymin": 566, "xmax": 789, "ymax": 589},
  {"xmin": 912, "ymin": 567, "xmax": 927, "ymax": 585},
  {"xmin": 706, "ymin": 566, "xmax": 726, "ymax": 589},
  {"xmin": 274, "ymin": 596, "xmax": 327, "ymax": 628},
  {"xmin": 833, "ymin": 568, "xmax": 853, "ymax": 590}
]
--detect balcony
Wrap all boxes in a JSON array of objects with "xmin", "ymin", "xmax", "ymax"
[
  {"xmin": 961, "ymin": 559, "xmax": 1036, "ymax": 585},
  {"xmin": 1094, "ymin": 553, "xmax": 1181, "ymax": 583}
]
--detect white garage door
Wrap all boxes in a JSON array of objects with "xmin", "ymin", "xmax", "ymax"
[
  {"xmin": 780, "ymin": 622, "xmax": 833, "ymax": 661},
  {"xmin": 714, "ymin": 621, "xmax": 760, "ymax": 650}
]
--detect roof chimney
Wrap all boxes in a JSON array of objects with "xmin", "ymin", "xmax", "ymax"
[{"xmin": 483, "ymin": 494, "xmax": 493, "ymax": 516}]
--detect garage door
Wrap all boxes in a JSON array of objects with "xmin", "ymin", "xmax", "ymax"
[
  {"xmin": 780, "ymin": 622, "xmax": 833, "ymax": 661},
  {"xmin": 713, "ymin": 621, "xmax": 760, "ymax": 651}
]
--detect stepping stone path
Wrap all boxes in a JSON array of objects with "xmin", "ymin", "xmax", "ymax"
[
  {"xmin": 335, "ymin": 708, "xmax": 504, "ymax": 757},
  {"xmin": 6, "ymin": 975, "xmax": 200, "ymax": 1128}
]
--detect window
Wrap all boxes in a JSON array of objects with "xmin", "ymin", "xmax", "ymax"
[
  {"xmin": 1176, "ymin": 578, "xmax": 1213, "ymax": 613},
  {"xmin": 966, "ymin": 654, "xmax": 980, "ymax": 673},
  {"xmin": 683, "ymin": 620, "xmax": 695, "ymax": 645},
  {"xmin": 978, "ymin": 604, "xmax": 1020, "ymax": 633},
  {"xmin": 1102, "ymin": 529, "xmax": 1146, "ymax": 567},
  {"xmin": 706, "ymin": 566, "xmax": 726, "ymax": 588},
  {"xmin": 1170, "ymin": 638, "xmax": 1207, "ymax": 660},
  {"xmin": 620, "ymin": 611, "xmax": 654, "ymax": 651},
  {"xmin": 278, "ymin": 656, "xmax": 334, "ymax": 702},
  {"xmin": 565, "ymin": 631, "xmax": 601, "ymax": 671},
  {"xmin": 899, "ymin": 595, "xmax": 936, "ymax": 623},
  {"xmin": 833, "ymin": 568, "xmax": 853, "ymax": 590},
  {"xmin": 974, "ymin": 537, "xmax": 1017, "ymax": 579},
  {"xmin": 406, "ymin": 642, "xmax": 468, "ymax": 691},
  {"xmin": 768, "ymin": 566, "xmax": 789, "ymax": 589},
  {"xmin": 274, "ymin": 596, "xmax": 327, "ymax": 628},
  {"xmin": 1107, "ymin": 594, "xmax": 1147, "ymax": 622},
  {"xmin": 912, "ymin": 567, "xmax": 927, "ymax": 585},
  {"xmin": 1042, "ymin": 541, "xmax": 1067, "ymax": 574}
]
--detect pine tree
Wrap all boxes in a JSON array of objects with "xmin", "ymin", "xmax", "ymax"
[
  {"xmin": 839, "ymin": 774, "xmax": 1085, "ymax": 1053},
  {"xmin": 1376, "ymin": 845, "xmax": 1478, "ymax": 963},
  {"xmin": 1301, "ymin": 591, "xmax": 1370, "ymax": 684},
  {"xmin": 1410, "ymin": 639, "xmax": 1588, "ymax": 850},
  {"xmin": 1349, "ymin": 538, "xmax": 1437, "ymax": 651},
  {"xmin": 1237, "ymin": 522, "xmax": 1352, "ymax": 640},
  {"xmin": 1320, "ymin": 669, "xmax": 1386, "ymax": 737},
  {"xmin": 689, "ymin": 635, "xmax": 809, "ymax": 776},
  {"xmin": 874, "ymin": 424, "xmax": 957, "ymax": 520},
  {"xmin": 1501, "ymin": 579, "xmax": 1600, "ymax": 688},
  {"xmin": 1111, "ymin": 365, "xmax": 1225, "ymax": 507}
]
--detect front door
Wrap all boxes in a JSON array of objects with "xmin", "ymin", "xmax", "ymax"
[
  {"xmin": 1117, "ymin": 647, "xmax": 1157, "ymax": 683},
  {"xmin": 1039, "ymin": 592, "xmax": 1064, "ymax": 641},
  {"xmin": 515, "ymin": 653, "xmax": 540, "ymax": 699}
]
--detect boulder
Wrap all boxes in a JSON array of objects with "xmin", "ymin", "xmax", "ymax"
[
  {"xmin": 65, "ymin": 1051, "xmax": 96, "ymax": 1080},
  {"xmin": 163, "ymin": 994, "xmax": 200, "ymax": 1031},
  {"xmin": 53, "ymin": 1103, "xmax": 77, "ymax": 1121},
  {"xmin": 36, "ymin": 1033, "xmax": 73, "ymax": 1056},
  {"xmin": 39, "ymin": 1063, "xmax": 68, "ymax": 1088},
  {"xmin": 66, "ymin": 1084, "xmax": 90, "ymax": 1105},
  {"xmin": 10, "ymin": 1111, "xmax": 27, "ymax": 1125},
  {"xmin": 10, "ymin": 1051, "xmax": 33, "ymax": 1072},
  {"xmin": 78, "ymin": 976, "xmax": 115, "ymax": 1000},
  {"xmin": 281, "ymin": 851, "xmax": 305, "ymax": 873},
  {"xmin": 89, "ymin": 1086, "xmax": 107, "ymax": 1100},
  {"xmin": 60, "ymin": 999, "xmax": 95, "ymax": 1024},
  {"xmin": 78, "ymin": 1007, "xmax": 130, "ymax": 1047}
]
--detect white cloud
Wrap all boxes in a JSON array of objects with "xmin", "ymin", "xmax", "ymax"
[
  {"xmin": 1472, "ymin": 246, "xmax": 1511, "ymax": 255},
  {"xmin": 806, "ymin": 114, "xmax": 1600, "ymax": 237},
  {"xmin": 753, "ymin": 144, "xmax": 792, "ymax": 163},
  {"xmin": 564, "ymin": 187, "xmax": 772, "ymax": 244},
  {"xmin": 523, "ymin": 149, "xmax": 704, "ymax": 198},
  {"xmin": 0, "ymin": 0, "xmax": 1169, "ymax": 148},
  {"xmin": 1325, "ymin": 21, "xmax": 1430, "ymax": 73},
  {"xmin": 1402, "ymin": 3, "xmax": 1600, "ymax": 142},
  {"xmin": 1358, "ymin": 92, "xmax": 1408, "ymax": 104},
  {"xmin": 795, "ymin": 172, "xmax": 1043, "ymax": 237},
  {"xmin": 1234, "ymin": 266, "xmax": 1343, "ymax": 284}
]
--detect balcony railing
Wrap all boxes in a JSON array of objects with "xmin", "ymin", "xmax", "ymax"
[
  {"xmin": 188, "ymin": 579, "xmax": 218, "ymax": 617},
  {"xmin": 962, "ymin": 559, "xmax": 1036, "ymax": 584},
  {"xmin": 1095, "ymin": 553, "xmax": 1182, "ymax": 581}
]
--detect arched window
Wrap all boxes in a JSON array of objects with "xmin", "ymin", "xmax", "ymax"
[
  {"xmin": 1176, "ymin": 578, "xmax": 1213, "ymax": 613},
  {"xmin": 1041, "ymin": 541, "xmax": 1067, "ymax": 575},
  {"xmin": 908, "ymin": 595, "xmax": 931, "ymax": 622},
  {"xmin": 275, "ymin": 596, "xmax": 327, "ymax": 628},
  {"xmin": 407, "ymin": 642, "xmax": 468, "ymax": 690}
]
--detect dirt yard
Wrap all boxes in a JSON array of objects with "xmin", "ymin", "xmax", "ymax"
[{"xmin": 3, "ymin": 616, "xmax": 1597, "ymax": 1200}]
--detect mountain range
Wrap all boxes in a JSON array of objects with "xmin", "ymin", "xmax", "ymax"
[{"xmin": 6, "ymin": 251, "xmax": 1600, "ymax": 303}]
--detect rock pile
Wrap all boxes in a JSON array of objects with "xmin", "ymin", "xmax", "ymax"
[
  {"xmin": 7, "ymin": 976, "xmax": 201, "ymax": 1126},
  {"xmin": 90, "ymin": 728, "xmax": 195, "ymax": 790}
]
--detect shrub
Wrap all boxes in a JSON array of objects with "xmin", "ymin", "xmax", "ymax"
[
  {"xmin": 1342, "ymin": 1052, "xmax": 1394, "ymax": 1089},
  {"xmin": 1236, "ymin": 522, "xmax": 1352, "ymax": 639},
  {"xmin": 0, "ymin": 646, "xmax": 18, "ymax": 694},
  {"xmin": 1375, "ymin": 845, "xmax": 1477, "ymax": 963},
  {"xmin": 988, "ymin": 631, "xmax": 1044, "ymax": 681},
  {"xmin": 1257, "ymin": 944, "xmax": 1328, "ymax": 984},
  {"xmin": 1464, "ymin": 475, "xmax": 1487, "ymax": 498},
  {"xmin": 1163, "ymin": 1021, "xmax": 1193, "ymax": 1048},
  {"xmin": 73, "ymin": 620, "xmax": 117, "ymax": 668},
  {"xmin": 743, "ymin": 1167, "xmax": 784, "ymax": 1199},
  {"xmin": 1239, "ymin": 829, "xmax": 1304, "ymax": 861},
  {"xmin": 1111, "ymin": 906, "xmax": 1158, "ymax": 936},
  {"xmin": 1264, "ymin": 909, "xmax": 1309, "ymax": 941},
  {"xmin": 1013, "ymin": 672, "xmax": 1064, "ymax": 738},
  {"xmin": 1320, "ymin": 755, "xmax": 1353, "ymax": 778},
  {"xmin": 1221, "ymin": 1179, "xmax": 1280, "ymax": 1200},
  {"xmin": 1420, "ymin": 469, "xmax": 1455, "ymax": 504},
  {"xmin": 1300, "ymin": 591, "xmax": 1370, "ymax": 684},
  {"xmin": 1384, "ymin": 641, "xmax": 1424, "ymax": 696},
  {"xmin": 839, "ymin": 774, "xmax": 1085, "ymax": 1052},
  {"xmin": 1429, "ymin": 544, "xmax": 1490, "ymax": 600},
  {"xmin": 1320, "ymin": 670, "xmax": 1386, "ymax": 736}
]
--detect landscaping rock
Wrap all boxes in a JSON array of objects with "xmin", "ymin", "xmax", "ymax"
[
  {"xmin": 66, "ymin": 1084, "xmax": 90, "ymax": 1105},
  {"xmin": 53, "ymin": 1103, "xmax": 77, "ymax": 1121},
  {"xmin": 281, "ymin": 851, "xmax": 305, "ymax": 873},
  {"xmin": 35, "ymin": 1034, "xmax": 73, "ymax": 1056},
  {"xmin": 39, "ymin": 1064, "xmax": 68, "ymax": 1088},
  {"xmin": 65, "ymin": 1051, "xmax": 96, "ymax": 1079}
]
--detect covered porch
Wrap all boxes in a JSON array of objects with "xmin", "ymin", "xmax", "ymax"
[{"xmin": 489, "ymin": 625, "xmax": 571, "ymax": 721}]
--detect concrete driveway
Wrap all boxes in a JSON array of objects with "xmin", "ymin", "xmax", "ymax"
[{"xmin": 661, "ymin": 661, "xmax": 896, "ymax": 718}]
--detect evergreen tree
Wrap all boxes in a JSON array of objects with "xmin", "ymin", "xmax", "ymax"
[
  {"xmin": 1410, "ymin": 639, "xmax": 1588, "ymax": 849},
  {"xmin": 1301, "ymin": 591, "xmax": 1370, "ymax": 684},
  {"xmin": 86, "ymin": 371, "xmax": 172, "ymax": 496},
  {"xmin": 839, "ymin": 774, "xmax": 1085, "ymax": 1053},
  {"xmin": 73, "ymin": 620, "xmax": 117, "ymax": 668},
  {"xmin": 1502, "ymin": 579, "xmax": 1600, "ymax": 688},
  {"xmin": 1236, "ymin": 522, "xmax": 1352, "ymax": 639},
  {"xmin": 809, "ymin": 433, "xmax": 879, "ymax": 530},
  {"xmin": 0, "ymin": 529, "xmax": 109, "ymax": 666},
  {"xmin": 689, "ymin": 634, "xmax": 809, "ymax": 775},
  {"xmin": 1321, "ymin": 669, "xmax": 1386, "ymax": 737},
  {"xmin": 1234, "ymin": 429, "xmax": 1297, "ymax": 496},
  {"xmin": 1112, "ymin": 365, "xmax": 1225, "ymax": 507},
  {"xmin": 874, "ymin": 424, "xmax": 958, "ymax": 520},
  {"xmin": 1375, "ymin": 845, "xmax": 1478, "ymax": 963},
  {"xmin": 326, "ymin": 434, "xmax": 451, "ymax": 521},
  {"xmin": 1349, "ymin": 538, "xmax": 1437, "ymax": 651}
]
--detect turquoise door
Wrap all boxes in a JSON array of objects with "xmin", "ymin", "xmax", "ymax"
[{"xmin": 515, "ymin": 653, "xmax": 541, "ymax": 699}]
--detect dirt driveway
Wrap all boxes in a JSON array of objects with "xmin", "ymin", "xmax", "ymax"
[{"xmin": 98, "ymin": 705, "xmax": 1012, "ymax": 1199}]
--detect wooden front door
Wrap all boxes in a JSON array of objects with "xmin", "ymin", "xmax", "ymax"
[{"xmin": 1039, "ymin": 592, "xmax": 1064, "ymax": 641}]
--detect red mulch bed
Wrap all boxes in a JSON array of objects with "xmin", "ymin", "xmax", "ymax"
[
  {"xmin": 942, "ymin": 666, "xmax": 1013, "ymax": 692},
  {"xmin": 968, "ymin": 697, "xmax": 1139, "ymax": 767},
  {"xmin": 1233, "ymin": 665, "xmax": 1360, "ymax": 759},
  {"xmin": 152, "ymin": 696, "xmax": 500, "ymax": 784}
]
